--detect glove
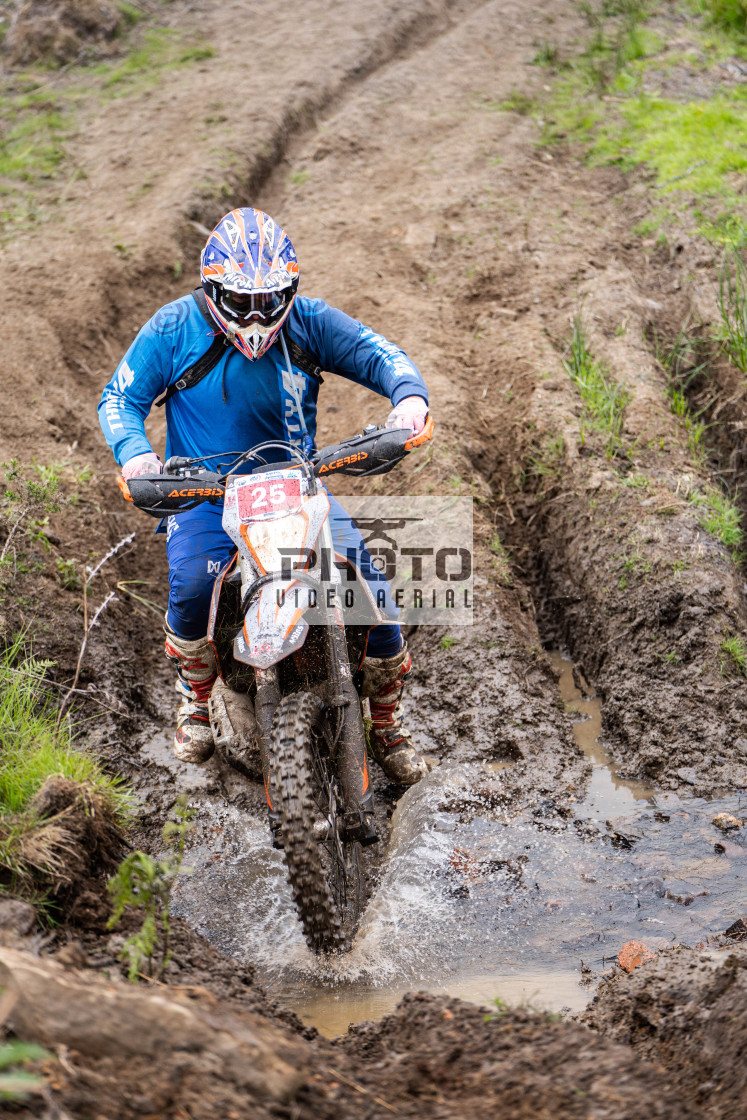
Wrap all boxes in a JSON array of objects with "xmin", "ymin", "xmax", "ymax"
[
  {"xmin": 385, "ymin": 395, "xmax": 428, "ymax": 436},
  {"xmin": 121, "ymin": 452, "xmax": 163, "ymax": 480}
]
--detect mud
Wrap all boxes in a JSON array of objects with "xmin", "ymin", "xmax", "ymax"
[
  {"xmin": 3, "ymin": 0, "xmax": 123, "ymax": 67},
  {"xmin": 0, "ymin": 945, "xmax": 710, "ymax": 1120},
  {"xmin": 584, "ymin": 945, "xmax": 747, "ymax": 1120},
  {"xmin": 1, "ymin": 0, "xmax": 747, "ymax": 1115}
]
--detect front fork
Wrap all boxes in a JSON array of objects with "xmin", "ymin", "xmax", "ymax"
[
  {"xmin": 252, "ymin": 523, "xmax": 377, "ymax": 847},
  {"xmin": 318, "ymin": 517, "xmax": 377, "ymax": 845},
  {"xmin": 254, "ymin": 664, "xmax": 281, "ymax": 839}
]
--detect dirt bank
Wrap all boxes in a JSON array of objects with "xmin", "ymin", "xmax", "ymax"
[
  {"xmin": 0, "ymin": 943, "xmax": 710, "ymax": 1120},
  {"xmin": 584, "ymin": 944, "xmax": 747, "ymax": 1120}
]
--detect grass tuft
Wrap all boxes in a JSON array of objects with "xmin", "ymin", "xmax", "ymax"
[
  {"xmin": 720, "ymin": 634, "xmax": 747, "ymax": 675},
  {"xmin": 0, "ymin": 634, "xmax": 131, "ymax": 896},
  {"xmin": 688, "ymin": 487, "xmax": 743, "ymax": 549},
  {"xmin": 717, "ymin": 249, "xmax": 747, "ymax": 372},
  {"xmin": 564, "ymin": 317, "xmax": 631, "ymax": 455},
  {"xmin": 694, "ymin": 0, "xmax": 747, "ymax": 36}
]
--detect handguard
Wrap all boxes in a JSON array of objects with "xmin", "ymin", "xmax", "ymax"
[
  {"xmin": 313, "ymin": 418, "xmax": 434, "ymax": 478},
  {"xmin": 123, "ymin": 472, "xmax": 225, "ymax": 518}
]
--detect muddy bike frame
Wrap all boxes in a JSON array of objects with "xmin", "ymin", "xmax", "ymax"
[{"xmin": 121, "ymin": 418, "xmax": 435, "ymax": 843}]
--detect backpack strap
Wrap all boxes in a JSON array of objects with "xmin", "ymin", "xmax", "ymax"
[
  {"xmin": 282, "ymin": 326, "xmax": 324, "ymax": 383},
  {"xmin": 155, "ymin": 289, "xmax": 228, "ymax": 408},
  {"xmin": 155, "ymin": 290, "xmax": 325, "ymax": 408}
]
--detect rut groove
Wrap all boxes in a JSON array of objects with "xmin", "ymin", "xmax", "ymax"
[{"xmin": 185, "ymin": 0, "xmax": 494, "ymax": 231}]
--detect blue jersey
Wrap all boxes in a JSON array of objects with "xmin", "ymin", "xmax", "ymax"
[{"xmin": 98, "ymin": 293, "xmax": 428, "ymax": 467}]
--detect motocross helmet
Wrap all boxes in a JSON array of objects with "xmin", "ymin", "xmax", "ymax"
[{"xmin": 200, "ymin": 208, "xmax": 299, "ymax": 360}]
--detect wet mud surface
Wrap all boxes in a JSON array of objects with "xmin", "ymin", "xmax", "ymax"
[{"xmin": 2, "ymin": 0, "xmax": 747, "ymax": 1116}]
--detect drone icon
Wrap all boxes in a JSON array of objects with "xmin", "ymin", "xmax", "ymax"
[{"xmin": 352, "ymin": 516, "xmax": 423, "ymax": 549}]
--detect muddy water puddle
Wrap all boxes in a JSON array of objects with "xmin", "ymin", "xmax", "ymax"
[{"xmin": 157, "ymin": 655, "xmax": 747, "ymax": 1038}]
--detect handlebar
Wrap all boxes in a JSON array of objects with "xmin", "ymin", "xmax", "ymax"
[{"xmin": 120, "ymin": 416, "xmax": 435, "ymax": 517}]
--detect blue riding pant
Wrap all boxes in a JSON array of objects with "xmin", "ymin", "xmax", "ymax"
[{"xmin": 165, "ymin": 494, "xmax": 402, "ymax": 657}]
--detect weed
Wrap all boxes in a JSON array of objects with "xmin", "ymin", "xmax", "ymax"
[
  {"xmin": 623, "ymin": 471, "xmax": 649, "ymax": 488},
  {"xmin": 694, "ymin": 0, "xmax": 747, "ymax": 37},
  {"xmin": 564, "ymin": 317, "xmax": 631, "ymax": 455},
  {"xmin": 618, "ymin": 550, "xmax": 652, "ymax": 575},
  {"xmin": 660, "ymin": 650, "xmax": 681, "ymax": 664},
  {"xmin": 720, "ymin": 634, "xmax": 747, "ymax": 675},
  {"xmin": 56, "ymin": 557, "xmax": 79, "ymax": 591},
  {"xmin": 440, "ymin": 636, "xmax": 457, "ymax": 650},
  {"xmin": 117, "ymin": 1, "xmax": 147, "ymax": 28},
  {"xmin": 500, "ymin": 90, "xmax": 535, "ymax": 115},
  {"xmin": 484, "ymin": 996, "xmax": 509, "ymax": 1021},
  {"xmin": 0, "ymin": 1041, "xmax": 49, "ymax": 1102},
  {"xmin": 0, "ymin": 460, "xmax": 60, "ymax": 580},
  {"xmin": 689, "ymin": 487, "xmax": 743, "ymax": 549},
  {"xmin": 0, "ymin": 634, "xmax": 129, "ymax": 818},
  {"xmin": 107, "ymin": 794, "xmax": 194, "ymax": 981},
  {"xmin": 717, "ymin": 249, "xmax": 747, "ymax": 372},
  {"xmin": 526, "ymin": 434, "xmax": 566, "ymax": 484},
  {"xmin": 532, "ymin": 40, "xmax": 561, "ymax": 67},
  {"xmin": 288, "ymin": 168, "xmax": 310, "ymax": 186}
]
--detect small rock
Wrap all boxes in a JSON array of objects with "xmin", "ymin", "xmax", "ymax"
[
  {"xmin": 724, "ymin": 917, "xmax": 747, "ymax": 942},
  {"xmin": 618, "ymin": 940, "xmax": 656, "ymax": 973},
  {"xmin": 0, "ymin": 899, "xmax": 36, "ymax": 937},
  {"xmin": 676, "ymin": 767, "xmax": 697, "ymax": 785},
  {"xmin": 712, "ymin": 812, "xmax": 743, "ymax": 833},
  {"xmin": 55, "ymin": 941, "xmax": 88, "ymax": 970}
]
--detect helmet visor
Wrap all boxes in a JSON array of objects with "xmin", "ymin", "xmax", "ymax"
[{"xmin": 219, "ymin": 287, "xmax": 289, "ymax": 325}]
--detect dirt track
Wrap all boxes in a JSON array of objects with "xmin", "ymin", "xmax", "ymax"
[{"xmin": 2, "ymin": 0, "xmax": 747, "ymax": 1116}]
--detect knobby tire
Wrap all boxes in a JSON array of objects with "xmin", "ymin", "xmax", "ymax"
[{"xmin": 269, "ymin": 691, "xmax": 361, "ymax": 953}]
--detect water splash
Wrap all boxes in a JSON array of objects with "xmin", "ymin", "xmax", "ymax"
[{"xmin": 166, "ymin": 656, "xmax": 747, "ymax": 1036}]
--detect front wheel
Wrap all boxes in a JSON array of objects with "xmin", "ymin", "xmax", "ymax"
[{"xmin": 269, "ymin": 691, "xmax": 362, "ymax": 953}]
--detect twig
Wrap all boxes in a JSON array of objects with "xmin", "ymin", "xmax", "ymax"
[
  {"xmin": 86, "ymin": 532, "xmax": 136, "ymax": 585},
  {"xmin": 115, "ymin": 580, "xmax": 166, "ymax": 618},
  {"xmin": 56, "ymin": 590, "xmax": 117, "ymax": 728},
  {"xmin": 0, "ymin": 504, "xmax": 29, "ymax": 565},
  {"xmin": 323, "ymin": 1066, "xmax": 398, "ymax": 1114},
  {"xmin": 3, "ymin": 665, "xmax": 125, "ymax": 715}
]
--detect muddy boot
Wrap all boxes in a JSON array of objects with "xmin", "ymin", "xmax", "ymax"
[
  {"xmin": 164, "ymin": 625, "xmax": 218, "ymax": 763},
  {"xmin": 362, "ymin": 642, "xmax": 429, "ymax": 785}
]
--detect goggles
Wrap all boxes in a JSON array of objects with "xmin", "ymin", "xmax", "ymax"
[{"xmin": 218, "ymin": 287, "xmax": 289, "ymax": 324}]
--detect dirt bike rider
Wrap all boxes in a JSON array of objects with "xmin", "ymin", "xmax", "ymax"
[{"xmin": 98, "ymin": 207, "xmax": 431, "ymax": 785}]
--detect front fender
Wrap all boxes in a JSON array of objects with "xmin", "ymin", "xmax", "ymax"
[{"xmin": 234, "ymin": 578, "xmax": 317, "ymax": 669}]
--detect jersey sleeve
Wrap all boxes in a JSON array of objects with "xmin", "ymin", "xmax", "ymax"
[
  {"xmin": 295, "ymin": 299, "xmax": 429, "ymax": 407},
  {"xmin": 98, "ymin": 317, "xmax": 172, "ymax": 466}
]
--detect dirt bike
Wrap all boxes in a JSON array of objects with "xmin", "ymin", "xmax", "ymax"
[{"xmin": 120, "ymin": 417, "xmax": 434, "ymax": 952}]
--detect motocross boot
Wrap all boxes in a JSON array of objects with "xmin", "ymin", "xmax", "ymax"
[
  {"xmin": 362, "ymin": 642, "xmax": 429, "ymax": 785},
  {"xmin": 164, "ymin": 623, "xmax": 218, "ymax": 763}
]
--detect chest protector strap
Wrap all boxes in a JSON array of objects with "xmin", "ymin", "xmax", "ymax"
[{"xmin": 155, "ymin": 289, "xmax": 324, "ymax": 408}]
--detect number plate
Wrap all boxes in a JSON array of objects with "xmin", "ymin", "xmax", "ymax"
[{"xmin": 235, "ymin": 471, "xmax": 303, "ymax": 521}]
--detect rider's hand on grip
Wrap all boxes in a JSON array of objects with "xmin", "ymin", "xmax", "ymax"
[
  {"xmin": 122, "ymin": 452, "xmax": 163, "ymax": 480},
  {"xmin": 385, "ymin": 395, "xmax": 428, "ymax": 436}
]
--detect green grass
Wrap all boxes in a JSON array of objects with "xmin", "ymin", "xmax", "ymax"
[
  {"xmin": 526, "ymin": 434, "xmax": 566, "ymax": 481},
  {"xmin": 95, "ymin": 30, "xmax": 214, "ymax": 90},
  {"xmin": 693, "ymin": 0, "xmax": 747, "ymax": 36},
  {"xmin": 440, "ymin": 636, "xmax": 458, "ymax": 650},
  {"xmin": 536, "ymin": 1, "xmax": 747, "ymax": 245},
  {"xmin": 688, "ymin": 486, "xmax": 743, "ymax": 549},
  {"xmin": 0, "ymin": 1041, "xmax": 49, "ymax": 1103},
  {"xmin": 564, "ymin": 317, "xmax": 631, "ymax": 454},
  {"xmin": 720, "ymin": 634, "xmax": 747, "ymax": 674},
  {"xmin": 0, "ymin": 25, "xmax": 215, "ymax": 221},
  {"xmin": 0, "ymin": 635, "xmax": 129, "ymax": 818},
  {"xmin": 717, "ymin": 248, "xmax": 747, "ymax": 371}
]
